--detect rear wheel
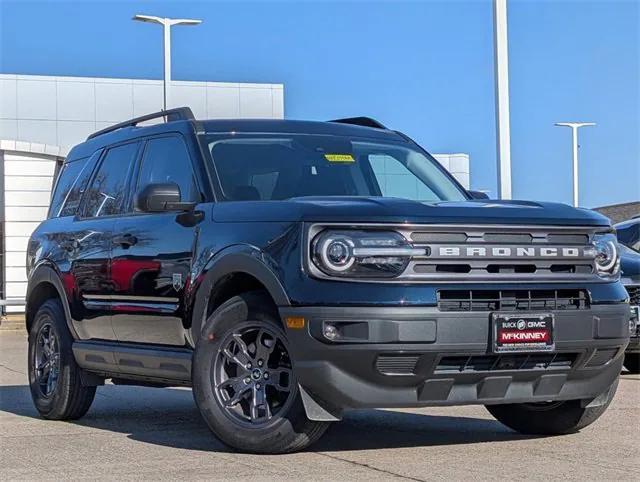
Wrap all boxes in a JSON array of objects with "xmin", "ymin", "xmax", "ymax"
[
  {"xmin": 624, "ymin": 353, "xmax": 640, "ymax": 374},
  {"xmin": 486, "ymin": 379, "xmax": 618, "ymax": 435},
  {"xmin": 192, "ymin": 291, "xmax": 329, "ymax": 453},
  {"xmin": 28, "ymin": 299, "xmax": 96, "ymax": 420}
]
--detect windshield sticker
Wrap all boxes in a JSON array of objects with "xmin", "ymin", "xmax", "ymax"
[{"xmin": 324, "ymin": 154, "xmax": 355, "ymax": 163}]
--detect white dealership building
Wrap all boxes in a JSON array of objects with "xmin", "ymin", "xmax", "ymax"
[{"xmin": 0, "ymin": 73, "xmax": 470, "ymax": 312}]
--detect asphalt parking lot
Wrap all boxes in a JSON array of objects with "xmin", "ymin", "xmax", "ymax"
[{"xmin": 1, "ymin": 330, "xmax": 639, "ymax": 481}]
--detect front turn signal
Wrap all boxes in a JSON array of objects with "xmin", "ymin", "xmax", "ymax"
[{"xmin": 286, "ymin": 317, "xmax": 305, "ymax": 329}]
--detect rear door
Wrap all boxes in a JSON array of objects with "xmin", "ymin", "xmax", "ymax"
[
  {"xmin": 110, "ymin": 134, "xmax": 203, "ymax": 345},
  {"xmin": 63, "ymin": 142, "xmax": 140, "ymax": 340}
]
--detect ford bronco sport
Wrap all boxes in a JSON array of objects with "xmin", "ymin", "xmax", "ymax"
[{"xmin": 26, "ymin": 107, "xmax": 630, "ymax": 453}]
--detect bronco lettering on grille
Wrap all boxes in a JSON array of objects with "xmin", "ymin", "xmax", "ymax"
[{"xmin": 437, "ymin": 247, "xmax": 584, "ymax": 257}]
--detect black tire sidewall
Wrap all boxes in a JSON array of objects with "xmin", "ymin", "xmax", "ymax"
[
  {"xmin": 192, "ymin": 293, "xmax": 315, "ymax": 452},
  {"xmin": 624, "ymin": 353, "xmax": 640, "ymax": 374},
  {"xmin": 486, "ymin": 378, "xmax": 619, "ymax": 435},
  {"xmin": 28, "ymin": 299, "xmax": 81, "ymax": 418}
]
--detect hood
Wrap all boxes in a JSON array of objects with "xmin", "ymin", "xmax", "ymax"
[{"xmin": 212, "ymin": 196, "xmax": 611, "ymax": 227}]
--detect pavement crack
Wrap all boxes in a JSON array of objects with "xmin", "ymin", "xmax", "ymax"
[
  {"xmin": 317, "ymin": 452, "xmax": 427, "ymax": 481},
  {"xmin": 0, "ymin": 363, "xmax": 25, "ymax": 375}
]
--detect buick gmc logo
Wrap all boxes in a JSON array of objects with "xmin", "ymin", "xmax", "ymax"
[{"xmin": 436, "ymin": 246, "xmax": 584, "ymax": 257}]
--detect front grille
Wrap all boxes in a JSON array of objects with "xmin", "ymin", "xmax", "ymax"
[
  {"xmin": 437, "ymin": 289, "xmax": 590, "ymax": 312},
  {"xmin": 402, "ymin": 225, "xmax": 599, "ymax": 282},
  {"xmin": 626, "ymin": 285, "xmax": 640, "ymax": 306},
  {"xmin": 435, "ymin": 353, "xmax": 577, "ymax": 373},
  {"xmin": 410, "ymin": 230, "xmax": 590, "ymax": 245},
  {"xmin": 376, "ymin": 355, "xmax": 420, "ymax": 375}
]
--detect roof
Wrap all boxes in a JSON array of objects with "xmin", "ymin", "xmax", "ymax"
[
  {"xmin": 199, "ymin": 118, "xmax": 404, "ymax": 141},
  {"xmin": 66, "ymin": 119, "xmax": 196, "ymax": 160},
  {"xmin": 66, "ymin": 116, "xmax": 406, "ymax": 161}
]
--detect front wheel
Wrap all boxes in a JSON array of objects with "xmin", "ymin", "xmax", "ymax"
[
  {"xmin": 486, "ymin": 379, "xmax": 618, "ymax": 435},
  {"xmin": 192, "ymin": 291, "xmax": 329, "ymax": 453}
]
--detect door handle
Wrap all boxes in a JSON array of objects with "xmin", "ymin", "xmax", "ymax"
[{"xmin": 113, "ymin": 234, "xmax": 138, "ymax": 248}]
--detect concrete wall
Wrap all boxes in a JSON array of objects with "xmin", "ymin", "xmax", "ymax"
[{"xmin": 0, "ymin": 74, "xmax": 285, "ymax": 154}]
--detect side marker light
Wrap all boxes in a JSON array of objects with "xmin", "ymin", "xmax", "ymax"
[{"xmin": 286, "ymin": 317, "xmax": 305, "ymax": 329}]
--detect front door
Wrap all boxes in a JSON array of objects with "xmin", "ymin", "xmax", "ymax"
[
  {"xmin": 110, "ymin": 135, "xmax": 202, "ymax": 346},
  {"xmin": 68, "ymin": 142, "xmax": 140, "ymax": 340}
]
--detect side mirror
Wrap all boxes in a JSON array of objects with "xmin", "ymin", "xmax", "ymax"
[
  {"xmin": 135, "ymin": 182, "xmax": 196, "ymax": 212},
  {"xmin": 468, "ymin": 190, "xmax": 490, "ymax": 200}
]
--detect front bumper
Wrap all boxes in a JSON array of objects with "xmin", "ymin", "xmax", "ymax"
[{"xmin": 279, "ymin": 304, "xmax": 630, "ymax": 419}]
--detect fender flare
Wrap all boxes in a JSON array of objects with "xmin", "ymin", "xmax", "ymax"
[
  {"xmin": 26, "ymin": 263, "xmax": 78, "ymax": 339},
  {"xmin": 189, "ymin": 245, "xmax": 290, "ymax": 344}
]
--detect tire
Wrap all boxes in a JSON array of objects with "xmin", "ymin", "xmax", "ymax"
[
  {"xmin": 192, "ymin": 291, "xmax": 329, "ymax": 453},
  {"xmin": 486, "ymin": 378, "xmax": 619, "ymax": 435},
  {"xmin": 624, "ymin": 353, "xmax": 640, "ymax": 374},
  {"xmin": 27, "ymin": 298, "xmax": 96, "ymax": 420}
]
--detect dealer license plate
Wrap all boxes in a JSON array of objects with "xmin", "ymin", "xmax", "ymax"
[{"xmin": 492, "ymin": 313, "xmax": 555, "ymax": 353}]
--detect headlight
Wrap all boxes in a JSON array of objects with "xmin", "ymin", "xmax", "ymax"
[
  {"xmin": 311, "ymin": 230, "xmax": 424, "ymax": 278},
  {"xmin": 588, "ymin": 233, "xmax": 620, "ymax": 277}
]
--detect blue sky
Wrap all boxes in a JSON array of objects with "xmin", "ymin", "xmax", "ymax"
[{"xmin": 1, "ymin": 0, "xmax": 638, "ymax": 207}]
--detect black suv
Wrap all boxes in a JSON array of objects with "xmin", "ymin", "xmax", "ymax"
[{"xmin": 26, "ymin": 107, "xmax": 630, "ymax": 453}]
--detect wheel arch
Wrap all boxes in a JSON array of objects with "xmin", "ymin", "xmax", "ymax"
[
  {"xmin": 26, "ymin": 264, "xmax": 77, "ymax": 338},
  {"xmin": 188, "ymin": 246, "xmax": 290, "ymax": 345}
]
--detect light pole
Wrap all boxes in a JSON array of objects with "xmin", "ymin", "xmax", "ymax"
[
  {"xmin": 493, "ymin": 0, "xmax": 512, "ymax": 200},
  {"xmin": 132, "ymin": 14, "xmax": 202, "ymax": 110},
  {"xmin": 555, "ymin": 122, "xmax": 596, "ymax": 207}
]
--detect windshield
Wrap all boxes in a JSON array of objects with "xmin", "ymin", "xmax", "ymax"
[{"xmin": 200, "ymin": 133, "xmax": 467, "ymax": 202}]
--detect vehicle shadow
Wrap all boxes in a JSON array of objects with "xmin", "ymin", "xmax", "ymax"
[{"xmin": 0, "ymin": 384, "xmax": 536, "ymax": 453}]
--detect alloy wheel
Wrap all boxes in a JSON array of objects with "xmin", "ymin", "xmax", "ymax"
[
  {"xmin": 213, "ymin": 324, "xmax": 294, "ymax": 426},
  {"xmin": 33, "ymin": 322, "xmax": 61, "ymax": 398}
]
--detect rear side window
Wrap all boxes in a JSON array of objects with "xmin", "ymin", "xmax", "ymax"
[
  {"xmin": 136, "ymin": 136, "xmax": 199, "ymax": 203},
  {"xmin": 48, "ymin": 151, "xmax": 100, "ymax": 218},
  {"xmin": 81, "ymin": 142, "xmax": 139, "ymax": 218}
]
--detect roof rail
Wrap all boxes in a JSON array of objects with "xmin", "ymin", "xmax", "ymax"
[
  {"xmin": 329, "ymin": 116, "xmax": 387, "ymax": 129},
  {"xmin": 87, "ymin": 106, "xmax": 195, "ymax": 140}
]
